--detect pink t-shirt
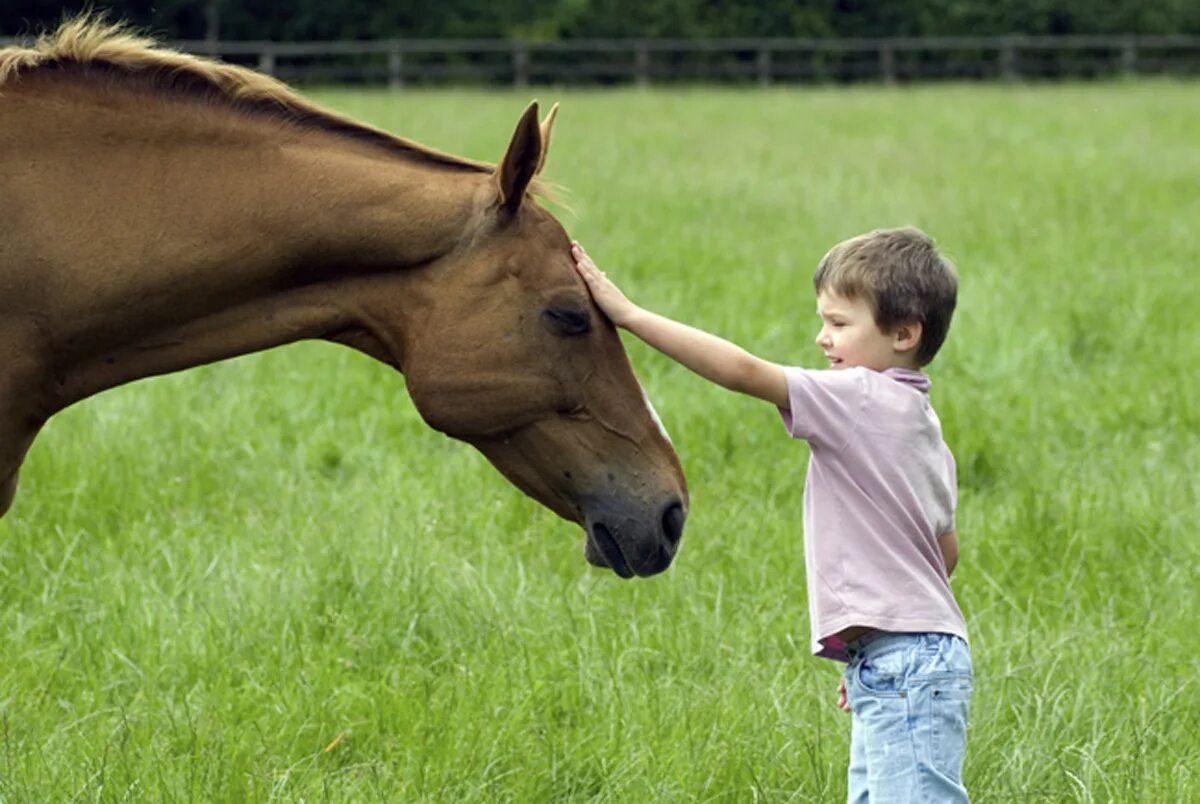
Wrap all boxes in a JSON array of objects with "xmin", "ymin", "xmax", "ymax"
[{"xmin": 778, "ymin": 366, "xmax": 967, "ymax": 662}]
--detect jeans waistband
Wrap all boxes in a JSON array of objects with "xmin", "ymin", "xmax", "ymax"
[{"xmin": 844, "ymin": 631, "xmax": 955, "ymax": 660}]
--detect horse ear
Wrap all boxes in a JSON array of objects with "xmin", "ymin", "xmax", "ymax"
[
  {"xmin": 536, "ymin": 103, "xmax": 558, "ymax": 175},
  {"xmin": 496, "ymin": 101, "xmax": 542, "ymax": 214}
]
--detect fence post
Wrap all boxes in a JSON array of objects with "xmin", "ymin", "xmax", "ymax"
[
  {"xmin": 634, "ymin": 43, "xmax": 649, "ymax": 87},
  {"xmin": 880, "ymin": 45, "xmax": 895, "ymax": 84},
  {"xmin": 513, "ymin": 42, "xmax": 529, "ymax": 88},
  {"xmin": 388, "ymin": 42, "xmax": 404, "ymax": 89},
  {"xmin": 757, "ymin": 47, "xmax": 772, "ymax": 87},
  {"xmin": 1000, "ymin": 37, "xmax": 1018, "ymax": 81},
  {"xmin": 1121, "ymin": 36, "xmax": 1137, "ymax": 76},
  {"xmin": 258, "ymin": 45, "xmax": 275, "ymax": 76},
  {"xmin": 204, "ymin": 0, "xmax": 220, "ymax": 53}
]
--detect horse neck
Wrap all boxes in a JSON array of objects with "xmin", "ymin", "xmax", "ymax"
[{"xmin": 21, "ymin": 90, "xmax": 488, "ymax": 413}]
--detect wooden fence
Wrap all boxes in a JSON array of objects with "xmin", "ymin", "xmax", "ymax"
[{"xmin": 5, "ymin": 34, "xmax": 1200, "ymax": 85}]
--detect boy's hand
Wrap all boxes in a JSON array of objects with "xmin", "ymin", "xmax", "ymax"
[
  {"xmin": 571, "ymin": 242, "xmax": 638, "ymax": 327},
  {"xmin": 837, "ymin": 677, "xmax": 851, "ymax": 713}
]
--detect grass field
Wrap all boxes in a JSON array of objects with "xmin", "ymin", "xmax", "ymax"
[{"xmin": 2, "ymin": 82, "xmax": 1198, "ymax": 801}]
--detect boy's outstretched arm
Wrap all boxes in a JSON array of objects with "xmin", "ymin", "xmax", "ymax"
[{"xmin": 572, "ymin": 242, "xmax": 788, "ymax": 408}]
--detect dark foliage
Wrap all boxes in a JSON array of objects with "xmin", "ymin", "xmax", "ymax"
[{"xmin": 3, "ymin": 0, "xmax": 1199, "ymax": 40}]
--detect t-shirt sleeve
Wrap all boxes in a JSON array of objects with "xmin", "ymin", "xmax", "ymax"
[{"xmin": 776, "ymin": 367, "xmax": 868, "ymax": 451}]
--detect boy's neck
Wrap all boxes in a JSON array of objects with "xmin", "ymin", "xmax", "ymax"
[{"xmin": 858, "ymin": 360, "xmax": 922, "ymax": 374}]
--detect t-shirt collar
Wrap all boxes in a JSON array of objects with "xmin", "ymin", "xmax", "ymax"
[{"xmin": 882, "ymin": 367, "xmax": 930, "ymax": 394}]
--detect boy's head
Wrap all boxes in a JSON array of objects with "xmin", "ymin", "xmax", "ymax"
[{"xmin": 812, "ymin": 227, "xmax": 957, "ymax": 369}]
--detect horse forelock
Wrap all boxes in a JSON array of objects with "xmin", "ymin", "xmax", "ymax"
[{"xmin": 0, "ymin": 13, "xmax": 554, "ymax": 185}]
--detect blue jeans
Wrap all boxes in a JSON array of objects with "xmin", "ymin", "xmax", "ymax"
[{"xmin": 844, "ymin": 632, "xmax": 972, "ymax": 803}]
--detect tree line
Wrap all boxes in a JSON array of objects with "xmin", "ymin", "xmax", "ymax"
[{"xmin": 4, "ymin": 0, "xmax": 1200, "ymax": 41}]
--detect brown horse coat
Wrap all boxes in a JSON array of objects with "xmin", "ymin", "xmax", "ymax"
[{"xmin": 0, "ymin": 17, "xmax": 686, "ymax": 577}]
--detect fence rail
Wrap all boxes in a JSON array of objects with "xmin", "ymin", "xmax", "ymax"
[{"xmin": 5, "ymin": 34, "xmax": 1200, "ymax": 85}]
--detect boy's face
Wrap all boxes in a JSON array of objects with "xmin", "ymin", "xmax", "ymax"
[{"xmin": 814, "ymin": 290, "xmax": 920, "ymax": 372}]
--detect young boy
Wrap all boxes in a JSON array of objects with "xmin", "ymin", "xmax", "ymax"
[{"xmin": 571, "ymin": 227, "xmax": 971, "ymax": 803}]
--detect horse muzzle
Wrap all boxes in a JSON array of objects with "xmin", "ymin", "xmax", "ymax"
[{"xmin": 583, "ymin": 497, "xmax": 686, "ymax": 578}]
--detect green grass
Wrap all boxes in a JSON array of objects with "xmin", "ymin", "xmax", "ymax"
[{"xmin": 2, "ymin": 82, "xmax": 1198, "ymax": 801}]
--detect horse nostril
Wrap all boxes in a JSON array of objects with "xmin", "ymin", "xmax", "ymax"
[{"xmin": 661, "ymin": 500, "xmax": 685, "ymax": 548}]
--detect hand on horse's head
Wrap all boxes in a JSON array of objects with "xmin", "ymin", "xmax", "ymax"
[{"xmin": 571, "ymin": 241, "xmax": 638, "ymax": 328}]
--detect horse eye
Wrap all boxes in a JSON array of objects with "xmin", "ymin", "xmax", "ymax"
[{"xmin": 542, "ymin": 307, "xmax": 591, "ymax": 336}]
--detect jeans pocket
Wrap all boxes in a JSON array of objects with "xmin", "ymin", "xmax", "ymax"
[
  {"xmin": 854, "ymin": 656, "xmax": 906, "ymax": 698},
  {"xmin": 930, "ymin": 673, "xmax": 973, "ymax": 701},
  {"xmin": 929, "ymin": 672, "xmax": 971, "ymax": 780}
]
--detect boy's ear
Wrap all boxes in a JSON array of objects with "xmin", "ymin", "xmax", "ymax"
[{"xmin": 893, "ymin": 321, "xmax": 923, "ymax": 354}]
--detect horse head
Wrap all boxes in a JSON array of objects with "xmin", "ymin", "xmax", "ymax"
[
  {"xmin": 0, "ymin": 23, "xmax": 685, "ymax": 573},
  {"xmin": 399, "ymin": 103, "xmax": 688, "ymax": 578}
]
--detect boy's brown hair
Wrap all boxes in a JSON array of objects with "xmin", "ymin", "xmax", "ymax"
[{"xmin": 813, "ymin": 227, "xmax": 958, "ymax": 366}]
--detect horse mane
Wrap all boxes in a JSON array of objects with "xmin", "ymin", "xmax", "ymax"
[{"xmin": 0, "ymin": 14, "xmax": 500, "ymax": 177}]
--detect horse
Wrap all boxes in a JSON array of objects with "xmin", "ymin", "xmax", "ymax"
[{"xmin": 0, "ymin": 17, "xmax": 687, "ymax": 578}]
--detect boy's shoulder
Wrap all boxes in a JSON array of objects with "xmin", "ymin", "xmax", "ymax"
[
  {"xmin": 781, "ymin": 365, "xmax": 928, "ymax": 398},
  {"xmin": 877, "ymin": 367, "xmax": 931, "ymax": 394}
]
